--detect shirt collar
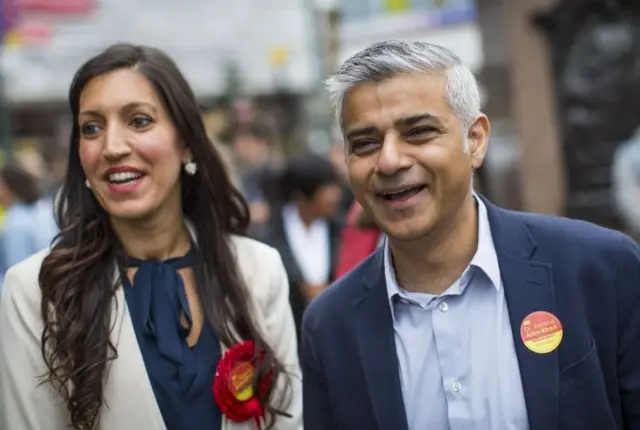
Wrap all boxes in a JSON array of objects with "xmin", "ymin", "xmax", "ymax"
[
  {"xmin": 384, "ymin": 194, "xmax": 502, "ymax": 314},
  {"xmin": 283, "ymin": 204, "xmax": 320, "ymax": 230}
]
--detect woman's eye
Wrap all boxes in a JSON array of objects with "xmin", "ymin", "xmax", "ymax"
[
  {"xmin": 131, "ymin": 116, "xmax": 152, "ymax": 129},
  {"xmin": 80, "ymin": 123, "xmax": 101, "ymax": 136}
]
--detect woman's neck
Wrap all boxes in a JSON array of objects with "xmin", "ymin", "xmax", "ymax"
[{"xmin": 111, "ymin": 208, "xmax": 191, "ymax": 261}]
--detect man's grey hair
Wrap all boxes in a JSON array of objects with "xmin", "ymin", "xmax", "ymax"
[{"xmin": 326, "ymin": 40, "xmax": 481, "ymax": 133}]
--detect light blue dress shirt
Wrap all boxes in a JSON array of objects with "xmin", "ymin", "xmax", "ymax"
[{"xmin": 383, "ymin": 197, "xmax": 530, "ymax": 430}]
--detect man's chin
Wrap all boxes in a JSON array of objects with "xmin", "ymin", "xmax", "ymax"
[{"xmin": 379, "ymin": 219, "xmax": 433, "ymax": 242}]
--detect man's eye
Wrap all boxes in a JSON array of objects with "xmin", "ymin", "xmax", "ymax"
[
  {"xmin": 351, "ymin": 140, "xmax": 378, "ymax": 153},
  {"xmin": 406, "ymin": 127, "xmax": 435, "ymax": 137},
  {"xmin": 131, "ymin": 116, "xmax": 152, "ymax": 128}
]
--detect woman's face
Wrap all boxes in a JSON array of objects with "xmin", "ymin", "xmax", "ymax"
[{"xmin": 77, "ymin": 68, "xmax": 191, "ymax": 221}]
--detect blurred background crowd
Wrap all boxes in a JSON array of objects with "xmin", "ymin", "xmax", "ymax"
[{"xmin": 0, "ymin": 0, "xmax": 639, "ymax": 324}]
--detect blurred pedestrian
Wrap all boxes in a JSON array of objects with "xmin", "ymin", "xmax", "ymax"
[
  {"xmin": 231, "ymin": 124, "xmax": 278, "ymax": 233},
  {"xmin": 612, "ymin": 127, "xmax": 640, "ymax": 240},
  {"xmin": 334, "ymin": 201, "xmax": 382, "ymax": 279},
  {"xmin": 258, "ymin": 152, "xmax": 342, "ymax": 343},
  {"xmin": 0, "ymin": 44, "xmax": 301, "ymax": 430},
  {"xmin": 0, "ymin": 164, "xmax": 57, "ymax": 287},
  {"xmin": 327, "ymin": 141, "xmax": 355, "ymax": 218}
]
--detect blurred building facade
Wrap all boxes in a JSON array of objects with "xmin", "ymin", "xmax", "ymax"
[
  {"xmin": 2, "ymin": 0, "xmax": 319, "ymax": 102},
  {"xmin": 1, "ymin": 0, "xmax": 322, "ymax": 151},
  {"xmin": 3, "ymin": 0, "xmax": 640, "ymax": 232}
]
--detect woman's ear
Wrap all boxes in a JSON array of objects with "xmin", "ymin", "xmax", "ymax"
[{"xmin": 181, "ymin": 145, "xmax": 193, "ymax": 165}]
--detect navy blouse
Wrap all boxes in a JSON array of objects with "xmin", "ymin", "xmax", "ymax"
[{"xmin": 121, "ymin": 249, "xmax": 222, "ymax": 430}]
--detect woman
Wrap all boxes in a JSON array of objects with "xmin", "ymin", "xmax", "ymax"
[
  {"xmin": 0, "ymin": 164, "xmax": 57, "ymax": 286},
  {"xmin": 258, "ymin": 153, "xmax": 342, "ymax": 341},
  {"xmin": 0, "ymin": 44, "xmax": 301, "ymax": 430}
]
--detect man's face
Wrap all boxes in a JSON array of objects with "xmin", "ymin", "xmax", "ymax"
[
  {"xmin": 233, "ymin": 132, "xmax": 268, "ymax": 166},
  {"xmin": 342, "ymin": 72, "xmax": 489, "ymax": 241}
]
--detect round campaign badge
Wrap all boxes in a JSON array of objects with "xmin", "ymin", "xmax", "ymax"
[
  {"xmin": 228, "ymin": 361, "xmax": 255, "ymax": 401},
  {"xmin": 520, "ymin": 311, "xmax": 563, "ymax": 354}
]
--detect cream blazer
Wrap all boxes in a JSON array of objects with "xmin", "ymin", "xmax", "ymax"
[{"xmin": 0, "ymin": 235, "xmax": 302, "ymax": 430}]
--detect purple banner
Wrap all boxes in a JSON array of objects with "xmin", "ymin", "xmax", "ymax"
[{"xmin": 1, "ymin": 0, "xmax": 19, "ymax": 41}]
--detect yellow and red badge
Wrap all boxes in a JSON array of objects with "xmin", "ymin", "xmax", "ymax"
[
  {"xmin": 520, "ymin": 311, "xmax": 563, "ymax": 354},
  {"xmin": 228, "ymin": 361, "xmax": 255, "ymax": 401},
  {"xmin": 213, "ymin": 340, "xmax": 273, "ymax": 428}
]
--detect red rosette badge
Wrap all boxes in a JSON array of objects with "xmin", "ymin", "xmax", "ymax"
[{"xmin": 213, "ymin": 340, "xmax": 272, "ymax": 428}]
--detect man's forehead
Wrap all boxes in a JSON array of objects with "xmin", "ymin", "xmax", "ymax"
[
  {"xmin": 342, "ymin": 73, "xmax": 447, "ymax": 112},
  {"xmin": 343, "ymin": 92, "xmax": 449, "ymax": 133}
]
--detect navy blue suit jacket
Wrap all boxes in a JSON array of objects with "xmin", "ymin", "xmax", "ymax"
[{"xmin": 301, "ymin": 200, "xmax": 640, "ymax": 430}]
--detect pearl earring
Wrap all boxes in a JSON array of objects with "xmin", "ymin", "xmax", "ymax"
[
  {"xmin": 184, "ymin": 161, "xmax": 197, "ymax": 175},
  {"xmin": 85, "ymin": 179, "xmax": 91, "ymax": 189}
]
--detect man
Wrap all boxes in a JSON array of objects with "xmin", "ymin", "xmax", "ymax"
[
  {"xmin": 258, "ymin": 153, "xmax": 343, "ymax": 344},
  {"xmin": 301, "ymin": 40, "xmax": 640, "ymax": 430},
  {"xmin": 230, "ymin": 123, "xmax": 278, "ymax": 236}
]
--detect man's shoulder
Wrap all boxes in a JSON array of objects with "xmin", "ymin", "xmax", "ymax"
[
  {"xmin": 303, "ymin": 251, "xmax": 380, "ymax": 330},
  {"xmin": 516, "ymin": 210, "xmax": 631, "ymax": 249},
  {"xmin": 504, "ymin": 209, "xmax": 638, "ymax": 267}
]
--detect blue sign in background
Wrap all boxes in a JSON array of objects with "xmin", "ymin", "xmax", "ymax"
[{"xmin": 342, "ymin": 0, "xmax": 476, "ymax": 25}]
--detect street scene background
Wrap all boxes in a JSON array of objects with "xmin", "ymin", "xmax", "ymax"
[{"xmin": 0, "ymin": 0, "xmax": 638, "ymax": 277}]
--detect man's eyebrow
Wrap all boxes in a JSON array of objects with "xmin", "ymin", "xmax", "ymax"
[
  {"xmin": 346, "ymin": 126, "xmax": 377, "ymax": 140},
  {"xmin": 395, "ymin": 113, "xmax": 444, "ymax": 128}
]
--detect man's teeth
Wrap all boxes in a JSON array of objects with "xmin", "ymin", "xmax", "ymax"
[{"xmin": 109, "ymin": 172, "xmax": 142, "ymax": 183}]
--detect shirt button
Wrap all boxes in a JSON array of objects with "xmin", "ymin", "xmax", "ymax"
[
  {"xmin": 451, "ymin": 381, "xmax": 461, "ymax": 393},
  {"xmin": 439, "ymin": 302, "xmax": 449, "ymax": 312}
]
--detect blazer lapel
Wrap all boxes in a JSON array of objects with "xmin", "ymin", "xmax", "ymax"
[
  {"xmin": 484, "ymin": 198, "xmax": 559, "ymax": 430},
  {"xmin": 355, "ymin": 250, "xmax": 408, "ymax": 430},
  {"xmin": 102, "ymin": 274, "xmax": 166, "ymax": 430}
]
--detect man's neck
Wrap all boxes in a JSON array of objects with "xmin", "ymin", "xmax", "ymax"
[
  {"xmin": 295, "ymin": 203, "xmax": 320, "ymax": 229},
  {"xmin": 389, "ymin": 196, "xmax": 478, "ymax": 294}
]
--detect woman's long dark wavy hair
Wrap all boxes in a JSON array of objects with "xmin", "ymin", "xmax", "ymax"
[{"xmin": 38, "ymin": 44, "xmax": 292, "ymax": 429}]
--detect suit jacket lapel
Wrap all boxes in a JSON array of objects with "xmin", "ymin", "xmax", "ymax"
[
  {"xmin": 356, "ymin": 250, "xmax": 408, "ymax": 430},
  {"xmin": 484, "ymin": 198, "xmax": 559, "ymax": 430}
]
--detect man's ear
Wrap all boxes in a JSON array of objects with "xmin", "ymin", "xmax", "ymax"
[{"xmin": 466, "ymin": 114, "xmax": 490, "ymax": 169}]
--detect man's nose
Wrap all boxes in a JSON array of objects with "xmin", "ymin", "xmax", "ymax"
[{"xmin": 375, "ymin": 134, "xmax": 411, "ymax": 176}]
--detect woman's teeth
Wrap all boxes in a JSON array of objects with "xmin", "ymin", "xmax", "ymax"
[{"xmin": 108, "ymin": 172, "xmax": 143, "ymax": 184}]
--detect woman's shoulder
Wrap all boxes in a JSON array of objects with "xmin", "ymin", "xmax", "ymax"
[
  {"xmin": 228, "ymin": 234, "xmax": 281, "ymax": 266},
  {"xmin": 1, "ymin": 250, "xmax": 48, "ymax": 302},
  {"xmin": 0, "ymin": 250, "xmax": 48, "ymax": 341},
  {"xmin": 227, "ymin": 234, "xmax": 286, "ymax": 300}
]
